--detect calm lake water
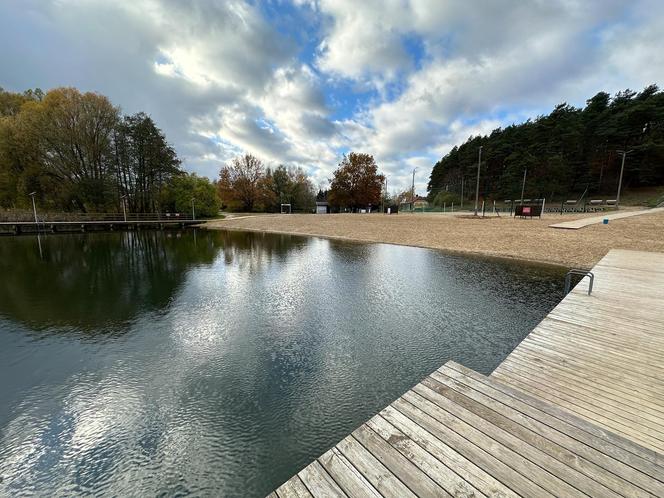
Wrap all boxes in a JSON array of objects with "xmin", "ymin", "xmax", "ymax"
[{"xmin": 0, "ymin": 230, "xmax": 565, "ymax": 497}]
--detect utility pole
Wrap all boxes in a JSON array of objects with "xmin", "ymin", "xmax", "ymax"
[
  {"xmin": 29, "ymin": 192, "xmax": 38, "ymax": 224},
  {"xmin": 474, "ymin": 146, "xmax": 482, "ymax": 216},
  {"xmin": 616, "ymin": 149, "xmax": 633, "ymax": 208},
  {"xmin": 411, "ymin": 168, "xmax": 416, "ymax": 211},
  {"xmin": 385, "ymin": 177, "xmax": 388, "ymax": 213},
  {"xmin": 520, "ymin": 168, "xmax": 527, "ymax": 206}
]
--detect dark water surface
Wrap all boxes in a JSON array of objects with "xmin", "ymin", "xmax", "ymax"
[{"xmin": 0, "ymin": 230, "xmax": 565, "ymax": 496}]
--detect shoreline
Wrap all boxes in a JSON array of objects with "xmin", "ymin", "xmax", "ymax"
[
  {"xmin": 201, "ymin": 211, "xmax": 664, "ymax": 268},
  {"xmin": 202, "ymin": 223, "xmax": 572, "ymax": 270}
]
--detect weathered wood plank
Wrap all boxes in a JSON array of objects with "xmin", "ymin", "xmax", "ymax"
[
  {"xmin": 503, "ymin": 352, "xmax": 664, "ymax": 414},
  {"xmin": 275, "ymin": 475, "xmax": 314, "ymax": 498},
  {"xmin": 318, "ymin": 448, "xmax": 381, "ymax": 498},
  {"xmin": 298, "ymin": 460, "xmax": 348, "ymax": 498},
  {"xmin": 337, "ymin": 436, "xmax": 417, "ymax": 498},
  {"xmin": 421, "ymin": 375, "xmax": 649, "ymax": 497},
  {"xmin": 444, "ymin": 363, "xmax": 664, "ymax": 476},
  {"xmin": 393, "ymin": 394, "xmax": 558, "ymax": 497},
  {"xmin": 507, "ymin": 341, "xmax": 664, "ymax": 398},
  {"xmin": 492, "ymin": 370, "xmax": 664, "ymax": 452},
  {"xmin": 352, "ymin": 424, "xmax": 449, "ymax": 497},
  {"xmin": 378, "ymin": 404, "xmax": 518, "ymax": 498},
  {"xmin": 366, "ymin": 415, "xmax": 484, "ymax": 497},
  {"xmin": 499, "ymin": 358, "xmax": 664, "ymax": 426}
]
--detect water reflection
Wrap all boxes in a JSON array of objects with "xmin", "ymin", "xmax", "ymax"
[
  {"xmin": 217, "ymin": 230, "xmax": 310, "ymax": 270},
  {"xmin": 0, "ymin": 230, "xmax": 565, "ymax": 497},
  {"xmin": 0, "ymin": 231, "xmax": 219, "ymax": 333}
]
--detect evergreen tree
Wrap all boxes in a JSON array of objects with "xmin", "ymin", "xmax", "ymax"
[{"xmin": 428, "ymin": 85, "xmax": 664, "ymax": 201}]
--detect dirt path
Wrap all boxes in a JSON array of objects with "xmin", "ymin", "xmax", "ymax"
[{"xmin": 203, "ymin": 211, "xmax": 664, "ymax": 268}]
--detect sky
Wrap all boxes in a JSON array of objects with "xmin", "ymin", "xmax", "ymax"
[{"xmin": 1, "ymin": 0, "xmax": 664, "ymax": 193}]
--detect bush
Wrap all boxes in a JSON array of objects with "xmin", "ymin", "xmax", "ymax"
[{"xmin": 432, "ymin": 191, "xmax": 461, "ymax": 207}]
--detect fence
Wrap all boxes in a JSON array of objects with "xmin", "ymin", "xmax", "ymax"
[
  {"xmin": 399, "ymin": 198, "xmax": 620, "ymax": 216},
  {"xmin": 0, "ymin": 210, "xmax": 194, "ymax": 222}
]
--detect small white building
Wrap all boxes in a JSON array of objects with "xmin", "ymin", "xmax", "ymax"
[{"xmin": 316, "ymin": 201, "xmax": 329, "ymax": 214}]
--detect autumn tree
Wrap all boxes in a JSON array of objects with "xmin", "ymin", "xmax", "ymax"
[
  {"xmin": 0, "ymin": 86, "xmax": 189, "ymax": 214},
  {"xmin": 218, "ymin": 154, "xmax": 267, "ymax": 211},
  {"xmin": 328, "ymin": 152, "xmax": 385, "ymax": 211},
  {"xmin": 393, "ymin": 189, "xmax": 413, "ymax": 206},
  {"xmin": 20, "ymin": 87, "xmax": 120, "ymax": 210},
  {"xmin": 0, "ymin": 88, "xmax": 47, "ymax": 208}
]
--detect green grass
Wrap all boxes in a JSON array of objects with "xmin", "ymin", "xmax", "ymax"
[{"xmin": 615, "ymin": 186, "xmax": 664, "ymax": 207}]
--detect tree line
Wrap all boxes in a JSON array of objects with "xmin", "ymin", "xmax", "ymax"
[
  {"xmin": 217, "ymin": 152, "xmax": 388, "ymax": 213},
  {"xmin": 217, "ymin": 154, "xmax": 317, "ymax": 212},
  {"xmin": 0, "ymin": 87, "xmax": 219, "ymax": 216},
  {"xmin": 2, "ymin": 86, "xmax": 391, "ymax": 216},
  {"xmin": 428, "ymin": 84, "xmax": 664, "ymax": 202}
]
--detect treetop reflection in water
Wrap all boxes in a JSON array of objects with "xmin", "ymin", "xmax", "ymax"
[{"xmin": 0, "ymin": 230, "xmax": 565, "ymax": 497}]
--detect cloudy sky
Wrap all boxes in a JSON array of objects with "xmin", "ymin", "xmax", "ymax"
[{"xmin": 2, "ymin": 0, "xmax": 663, "ymax": 192}]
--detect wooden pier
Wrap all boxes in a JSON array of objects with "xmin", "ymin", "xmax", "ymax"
[
  {"xmin": 493, "ymin": 249, "xmax": 664, "ymax": 453},
  {"xmin": 268, "ymin": 249, "xmax": 664, "ymax": 497},
  {"xmin": 0, "ymin": 219, "xmax": 199, "ymax": 235}
]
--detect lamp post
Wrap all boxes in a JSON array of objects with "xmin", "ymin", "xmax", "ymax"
[
  {"xmin": 474, "ymin": 146, "xmax": 483, "ymax": 216},
  {"xmin": 411, "ymin": 168, "xmax": 417, "ymax": 210},
  {"xmin": 616, "ymin": 149, "xmax": 633, "ymax": 208},
  {"xmin": 520, "ymin": 168, "xmax": 527, "ymax": 206},
  {"xmin": 29, "ymin": 192, "xmax": 38, "ymax": 224},
  {"xmin": 191, "ymin": 197, "xmax": 196, "ymax": 221}
]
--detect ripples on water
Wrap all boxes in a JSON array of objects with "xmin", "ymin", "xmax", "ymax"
[{"xmin": 0, "ymin": 230, "xmax": 565, "ymax": 496}]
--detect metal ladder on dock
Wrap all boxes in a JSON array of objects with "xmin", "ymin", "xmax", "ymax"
[{"xmin": 564, "ymin": 269, "xmax": 594, "ymax": 295}]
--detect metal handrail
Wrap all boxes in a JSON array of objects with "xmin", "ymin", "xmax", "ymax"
[{"xmin": 564, "ymin": 269, "xmax": 594, "ymax": 295}]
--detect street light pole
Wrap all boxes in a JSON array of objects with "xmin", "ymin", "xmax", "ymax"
[
  {"xmin": 474, "ymin": 146, "xmax": 482, "ymax": 216},
  {"xmin": 520, "ymin": 168, "xmax": 527, "ymax": 206},
  {"xmin": 29, "ymin": 192, "xmax": 38, "ymax": 224},
  {"xmin": 411, "ymin": 168, "xmax": 416, "ymax": 210},
  {"xmin": 616, "ymin": 149, "xmax": 633, "ymax": 208},
  {"xmin": 385, "ymin": 175, "xmax": 390, "ymax": 213}
]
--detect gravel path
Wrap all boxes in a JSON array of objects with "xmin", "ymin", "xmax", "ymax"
[{"xmin": 203, "ymin": 211, "xmax": 664, "ymax": 268}]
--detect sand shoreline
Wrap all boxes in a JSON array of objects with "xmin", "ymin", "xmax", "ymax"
[
  {"xmin": 206, "ymin": 224, "xmax": 572, "ymax": 269},
  {"xmin": 202, "ymin": 211, "xmax": 664, "ymax": 268}
]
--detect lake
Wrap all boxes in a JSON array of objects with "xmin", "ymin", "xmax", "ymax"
[{"xmin": 0, "ymin": 229, "xmax": 565, "ymax": 496}]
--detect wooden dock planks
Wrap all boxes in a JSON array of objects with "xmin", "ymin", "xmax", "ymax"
[
  {"xmin": 492, "ymin": 249, "xmax": 664, "ymax": 454},
  {"xmin": 270, "ymin": 249, "xmax": 664, "ymax": 497}
]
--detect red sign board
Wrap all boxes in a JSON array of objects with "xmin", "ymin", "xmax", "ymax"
[{"xmin": 523, "ymin": 207, "xmax": 531, "ymax": 215}]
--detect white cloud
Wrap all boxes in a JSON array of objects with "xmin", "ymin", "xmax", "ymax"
[
  {"xmin": 315, "ymin": 0, "xmax": 664, "ymax": 191},
  {"xmin": 2, "ymin": 0, "xmax": 664, "ymax": 193}
]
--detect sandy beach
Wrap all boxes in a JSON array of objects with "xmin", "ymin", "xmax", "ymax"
[{"xmin": 203, "ymin": 211, "xmax": 664, "ymax": 268}]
